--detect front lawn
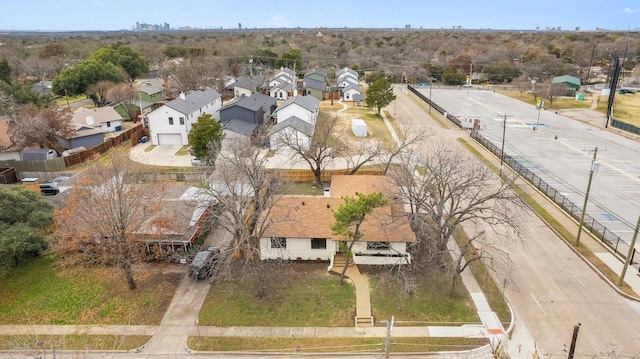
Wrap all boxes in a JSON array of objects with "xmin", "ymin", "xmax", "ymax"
[
  {"xmin": 199, "ymin": 263, "xmax": 355, "ymax": 327},
  {"xmin": 0, "ymin": 254, "xmax": 182, "ymax": 325}
]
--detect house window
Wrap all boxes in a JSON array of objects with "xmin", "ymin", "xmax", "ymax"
[
  {"xmin": 150, "ymin": 93, "xmax": 155, "ymax": 99},
  {"xmin": 367, "ymin": 242, "xmax": 390, "ymax": 251},
  {"xmin": 168, "ymin": 117, "xmax": 174, "ymax": 125},
  {"xmin": 311, "ymin": 238, "xmax": 326, "ymax": 249},
  {"xmin": 271, "ymin": 237, "xmax": 286, "ymax": 249},
  {"xmin": 106, "ymin": 121, "xmax": 111, "ymax": 127},
  {"xmin": 179, "ymin": 117, "xmax": 185, "ymax": 125}
]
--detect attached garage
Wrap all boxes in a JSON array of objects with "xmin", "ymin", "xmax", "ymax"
[{"xmin": 157, "ymin": 133, "xmax": 183, "ymax": 145}]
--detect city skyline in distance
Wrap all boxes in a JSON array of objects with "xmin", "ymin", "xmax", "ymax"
[{"xmin": 0, "ymin": 0, "xmax": 637, "ymax": 32}]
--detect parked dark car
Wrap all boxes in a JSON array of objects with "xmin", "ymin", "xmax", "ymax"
[
  {"xmin": 39, "ymin": 183, "xmax": 59, "ymax": 195},
  {"xmin": 188, "ymin": 246, "xmax": 220, "ymax": 280},
  {"xmin": 619, "ymin": 89, "xmax": 636, "ymax": 95}
]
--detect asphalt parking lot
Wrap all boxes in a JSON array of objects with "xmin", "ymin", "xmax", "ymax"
[{"xmin": 421, "ymin": 87, "xmax": 640, "ymax": 246}]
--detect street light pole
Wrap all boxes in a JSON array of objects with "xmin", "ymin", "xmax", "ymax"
[
  {"xmin": 428, "ymin": 79, "xmax": 433, "ymax": 114},
  {"xmin": 576, "ymin": 146, "xmax": 599, "ymax": 246}
]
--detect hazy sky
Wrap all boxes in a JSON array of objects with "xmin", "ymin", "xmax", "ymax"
[{"xmin": 1, "ymin": 0, "xmax": 638, "ymax": 31}]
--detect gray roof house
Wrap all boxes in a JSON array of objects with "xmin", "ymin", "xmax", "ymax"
[
  {"xmin": 147, "ymin": 89, "xmax": 222, "ymax": 146},
  {"xmin": 219, "ymin": 93, "xmax": 277, "ymax": 136}
]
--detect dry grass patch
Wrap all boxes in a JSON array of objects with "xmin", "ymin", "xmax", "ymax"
[
  {"xmin": 188, "ymin": 336, "xmax": 489, "ymax": 353},
  {"xmin": 0, "ymin": 335, "xmax": 150, "ymax": 351}
]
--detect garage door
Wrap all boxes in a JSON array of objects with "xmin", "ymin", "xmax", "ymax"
[{"xmin": 157, "ymin": 133, "xmax": 183, "ymax": 145}]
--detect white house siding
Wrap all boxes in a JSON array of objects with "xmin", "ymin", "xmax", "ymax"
[
  {"xmin": 342, "ymin": 88, "xmax": 362, "ymax": 102},
  {"xmin": 270, "ymin": 88, "xmax": 289, "ymax": 100},
  {"xmin": 276, "ymin": 105, "xmax": 314, "ymax": 125},
  {"xmin": 100, "ymin": 119, "xmax": 124, "ymax": 133},
  {"xmin": 234, "ymin": 87, "xmax": 252, "ymax": 98},
  {"xmin": 270, "ymin": 127, "xmax": 310, "ymax": 151},
  {"xmin": 260, "ymin": 237, "xmax": 335, "ymax": 261},
  {"xmin": 148, "ymin": 107, "xmax": 189, "ymax": 145},
  {"xmin": 147, "ymin": 98, "xmax": 221, "ymax": 146},
  {"xmin": 350, "ymin": 242, "xmax": 411, "ymax": 265}
]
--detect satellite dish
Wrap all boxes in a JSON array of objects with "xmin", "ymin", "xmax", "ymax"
[{"xmin": 86, "ymin": 116, "xmax": 94, "ymax": 125}]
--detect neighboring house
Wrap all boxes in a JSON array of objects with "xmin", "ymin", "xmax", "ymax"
[
  {"xmin": 218, "ymin": 93, "xmax": 277, "ymax": 144},
  {"xmin": 273, "ymin": 95, "xmax": 320, "ymax": 125},
  {"xmin": 147, "ymin": 89, "xmax": 222, "ymax": 145},
  {"xmin": 259, "ymin": 175, "xmax": 416, "ymax": 267},
  {"xmin": 552, "ymin": 75, "xmax": 581, "ymax": 93},
  {"xmin": 58, "ymin": 123, "xmax": 103, "ymax": 149},
  {"xmin": 341, "ymin": 83, "xmax": 364, "ymax": 102},
  {"xmin": 337, "ymin": 67, "xmax": 358, "ymax": 82},
  {"xmin": 337, "ymin": 76, "xmax": 359, "ymax": 89},
  {"xmin": 72, "ymin": 107, "xmax": 124, "ymax": 133},
  {"xmin": 137, "ymin": 79, "xmax": 168, "ymax": 110},
  {"xmin": 0, "ymin": 117, "xmax": 21, "ymax": 161},
  {"xmin": 31, "ymin": 80, "xmax": 53, "ymax": 95},
  {"xmin": 269, "ymin": 82, "xmax": 295, "ymax": 100},
  {"xmin": 301, "ymin": 69, "xmax": 327, "ymax": 101},
  {"xmin": 224, "ymin": 75, "xmax": 266, "ymax": 99},
  {"xmin": 135, "ymin": 199, "xmax": 212, "ymax": 251},
  {"xmin": 268, "ymin": 67, "xmax": 297, "ymax": 100},
  {"xmin": 268, "ymin": 116, "xmax": 314, "ymax": 151},
  {"xmin": 269, "ymin": 95, "xmax": 320, "ymax": 151}
]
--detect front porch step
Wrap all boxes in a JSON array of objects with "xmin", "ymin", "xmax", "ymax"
[{"xmin": 355, "ymin": 316, "xmax": 374, "ymax": 327}]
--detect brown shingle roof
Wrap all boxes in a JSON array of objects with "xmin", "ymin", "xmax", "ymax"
[{"xmin": 262, "ymin": 176, "xmax": 416, "ymax": 243}]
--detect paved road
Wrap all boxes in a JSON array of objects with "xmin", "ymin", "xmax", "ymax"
[{"xmin": 393, "ymin": 87, "xmax": 640, "ymax": 357}]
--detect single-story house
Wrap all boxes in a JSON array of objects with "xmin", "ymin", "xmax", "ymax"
[
  {"xmin": 72, "ymin": 107, "xmax": 124, "ymax": 133},
  {"xmin": 341, "ymin": 83, "xmax": 364, "ymax": 102},
  {"xmin": 58, "ymin": 124, "xmax": 103, "ymax": 149},
  {"xmin": 552, "ymin": 75, "xmax": 581, "ymax": 91},
  {"xmin": 147, "ymin": 89, "xmax": 222, "ymax": 145},
  {"xmin": 259, "ymin": 175, "xmax": 416, "ymax": 267},
  {"xmin": 136, "ymin": 199, "xmax": 212, "ymax": 251}
]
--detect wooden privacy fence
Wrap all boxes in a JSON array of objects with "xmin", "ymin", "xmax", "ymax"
[
  {"xmin": 63, "ymin": 126, "xmax": 146, "ymax": 167},
  {"xmin": 267, "ymin": 168, "xmax": 384, "ymax": 182}
]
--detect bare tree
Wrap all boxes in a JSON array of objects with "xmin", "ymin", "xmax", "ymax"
[
  {"xmin": 379, "ymin": 119, "xmax": 431, "ymax": 175},
  {"xmin": 8, "ymin": 104, "xmax": 74, "ymax": 150},
  {"xmin": 86, "ymin": 80, "xmax": 116, "ymax": 106},
  {"xmin": 389, "ymin": 141, "xmax": 524, "ymax": 297},
  {"xmin": 161, "ymin": 57, "xmax": 225, "ymax": 93},
  {"xmin": 545, "ymin": 81, "xmax": 572, "ymax": 106},
  {"xmin": 277, "ymin": 113, "xmax": 345, "ymax": 187},
  {"xmin": 205, "ymin": 137, "xmax": 284, "ymax": 298},
  {"xmin": 54, "ymin": 152, "xmax": 164, "ymax": 290}
]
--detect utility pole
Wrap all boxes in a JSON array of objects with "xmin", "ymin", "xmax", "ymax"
[
  {"xmin": 567, "ymin": 322, "xmax": 581, "ymax": 359},
  {"xmin": 576, "ymin": 147, "xmax": 599, "ymax": 246},
  {"xmin": 618, "ymin": 214, "xmax": 640, "ymax": 286},
  {"xmin": 384, "ymin": 316, "xmax": 394, "ymax": 359}
]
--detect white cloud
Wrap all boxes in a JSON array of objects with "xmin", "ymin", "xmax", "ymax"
[
  {"xmin": 622, "ymin": 7, "xmax": 637, "ymax": 13},
  {"xmin": 269, "ymin": 15, "xmax": 290, "ymax": 27}
]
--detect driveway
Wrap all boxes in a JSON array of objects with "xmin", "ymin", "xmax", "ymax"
[{"xmin": 129, "ymin": 142, "xmax": 192, "ymax": 167}]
